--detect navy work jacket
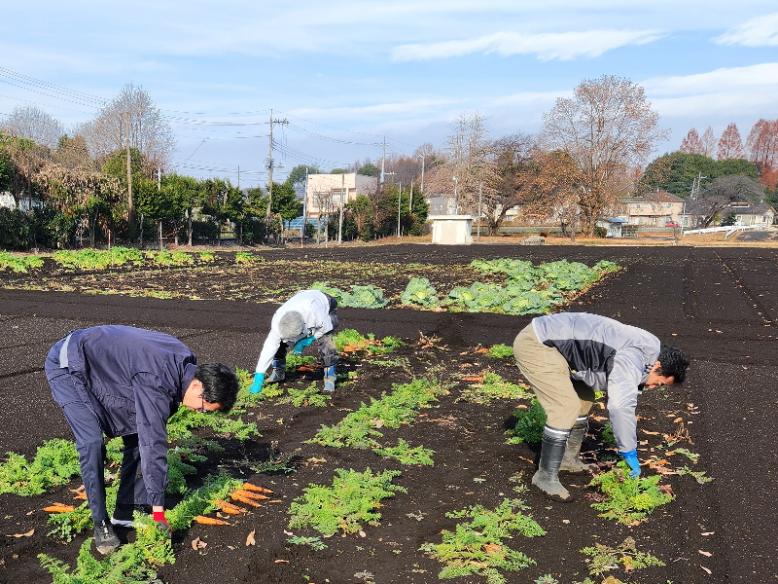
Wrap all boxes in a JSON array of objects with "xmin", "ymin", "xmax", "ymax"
[{"xmin": 63, "ymin": 325, "xmax": 198, "ymax": 507}]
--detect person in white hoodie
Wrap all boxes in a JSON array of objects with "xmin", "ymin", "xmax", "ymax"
[{"xmin": 249, "ymin": 289, "xmax": 339, "ymax": 394}]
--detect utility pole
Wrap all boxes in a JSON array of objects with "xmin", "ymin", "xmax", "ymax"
[
  {"xmin": 418, "ymin": 151, "xmax": 425, "ymax": 196},
  {"xmin": 157, "ymin": 168, "xmax": 161, "ymax": 192},
  {"xmin": 380, "ymin": 137, "xmax": 386, "ymax": 185},
  {"xmin": 301, "ymin": 169, "xmax": 308, "ymax": 247},
  {"xmin": 124, "ymin": 112, "xmax": 135, "ymax": 240},
  {"xmin": 266, "ymin": 108, "xmax": 289, "ymax": 218},
  {"xmin": 338, "ymin": 173, "xmax": 345, "ymax": 244},
  {"xmin": 409, "ymin": 180, "xmax": 414, "ymax": 212},
  {"xmin": 453, "ymin": 176, "xmax": 459, "ymax": 215},
  {"xmin": 476, "ymin": 183, "xmax": 484, "ymax": 241},
  {"xmin": 396, "ymin": 182, "xmax": 402, "ymax": 238},
  {"xmin": 237, "ymin": 165, "xmax": 240, "ymax": 190}
]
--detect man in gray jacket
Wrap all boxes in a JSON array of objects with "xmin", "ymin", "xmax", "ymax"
[
  {"xmin": 44, "ymin": 325, "xmax": 239, "ymax": 554},
  {"xmin": 513, "ymin": 312, "xmax": 688, "ymax": 501}
]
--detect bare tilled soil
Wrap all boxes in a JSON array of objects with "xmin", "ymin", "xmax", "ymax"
[{"xmin": 0, "ymin": 244, "xmax": 777, "ymax": 584}]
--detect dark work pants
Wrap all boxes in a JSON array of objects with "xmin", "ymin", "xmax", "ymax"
[{"xmin": 44, "ymin": 340, "xmax": 148, "ymax": 524}]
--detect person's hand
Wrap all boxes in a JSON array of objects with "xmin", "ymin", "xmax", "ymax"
[
  {"xmin": 249, "ymin": 372, "xmax": 266, "ymax": 394},
  {"xmin": 619, "ymin": 449, "xmax": 641, "ymax": 478},
  {"xmin": 292, "ymin": 336, "xmax": 315, "ymax": 355},
  {"xmin": 152, "ymin": 510, "xmax": 172, "ymax": 535}
]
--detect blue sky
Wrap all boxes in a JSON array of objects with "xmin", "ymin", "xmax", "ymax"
[{"xmin": 1, "ymin": 0, "xmax": 777, "ymax": 187}]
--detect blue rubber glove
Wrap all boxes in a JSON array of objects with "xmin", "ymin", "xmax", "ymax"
[
  {"xmin": 619, "ymin": 449, "xmax": 641, "ymax": 478},
  {"xmin": 292, "ymin": 336, "xmax": 315, "ymax": 355},
  {"xmin": 249, "ymin": 372, "xmax": 266, "ymax": 394}
]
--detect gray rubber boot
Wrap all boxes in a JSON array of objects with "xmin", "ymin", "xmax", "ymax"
[
  {"xmin": 531, "ymin": 426, "xmax": 573, "ymax": 502},
  {"xmin": 267, "ymin": 359, "xmax": 286, "ymax": 383},
  {"xmin": 560, "ymin": 416, "xmax": 593, "ymax": 473}
]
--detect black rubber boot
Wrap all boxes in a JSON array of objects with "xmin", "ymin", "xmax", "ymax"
[
  {"xmin": 93, "ymin": 519, "xmax": 120, "ymax": 555},
  {"xmin": 531, "ymin": 426, "xmax": 573, "ymax": 502},
  {"xmin": 560, "ymin": 416, "xmax": 593, "ymax": 473}
]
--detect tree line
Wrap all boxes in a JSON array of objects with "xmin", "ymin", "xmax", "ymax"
[{"xmin": 2, "ymin": 76, "xmax": 777, "ymax": 250}]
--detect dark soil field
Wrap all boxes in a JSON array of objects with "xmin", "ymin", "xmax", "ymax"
[{"xmin": 1, "ymin": 244, "xmax": 777, "ymax": 584}]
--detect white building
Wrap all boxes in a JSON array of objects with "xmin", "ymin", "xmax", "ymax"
[{"xmin": 304, "ymin": 173, "xmax": 378, "ymax": 217}]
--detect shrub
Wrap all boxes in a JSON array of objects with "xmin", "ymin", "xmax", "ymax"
[
  {"xmin": 459, "ymin": 372, "xmax": 532, "ymax": 405},
  {"xmin": 288, "ymin": 468, "xmax": 406, "ymax": 537},
  {"xmin": 589, "ymin": 464, "xmax": 674, "ymax": 525},
  {"xmin": 581, "ymin": 536, "xmax": 664, "ymax": 577},
  {"xmin": 0, "ymin": 251, "xmax": 44, "ymax": 274},
  {"xmin": 0, "ymin": 439, "xmax": 80, "ymax": 496},
  {"xmin": 420, "ymin": 498, "xmax": 545, "ymax": 584},
  {"xmin": 488, "ymin": 344, "xmax": 514, "ymax": 359},
  {"xmin": 506, "ymin": 399, "xmax": 547, "ymax": 445}
]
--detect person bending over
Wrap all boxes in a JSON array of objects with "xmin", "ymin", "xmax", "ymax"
[
  {"xmin": 44, "ymin": 325, "xmax": 238, "ymax": 554},
  {"xmin": 513, "ymin": 312, "xmax": 689, "ymax": 501}
]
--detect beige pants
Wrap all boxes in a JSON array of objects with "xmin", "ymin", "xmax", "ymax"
[{"xmin": 513, "ymin": 323, "xmax": 595, "ymax": 430}]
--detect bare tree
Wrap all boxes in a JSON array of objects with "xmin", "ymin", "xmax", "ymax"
[
  {"xmin": 80, "ymin": 84, "xmax": 173, "ymax": 170},
  {"xmin": 717, "ymin": 123, "xmax": 745, "ymax": 160},
  {"xmin": 542, "ymin": 75, "xmax": 666, "ymax": 235},
  {"xmin": 702, "ymin": 127, "xmax": 716, "ymax": 158},
  {"xmin": 746, "ymin": 119, "xmax": 778, "ymax": 169},
  {"xmin": 2, "ymin": 106, "xmax": 64, "ymax": 149},
  {"xmin": 680, "ymin": 128, "xmax": 704, "ymax": 154}
]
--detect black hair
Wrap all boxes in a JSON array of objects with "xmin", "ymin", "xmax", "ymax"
[
  {"xmin": 195, "ymin": 363, "xmax": 239, "ymax": 412},
  {"xmin": 658, "ymin": 345, "xmax": 689, "ymax": 384}
]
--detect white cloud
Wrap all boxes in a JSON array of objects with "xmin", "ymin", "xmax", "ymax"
[
  {"xmin": 392, "ymin": 29, "xmax": 663, "ymax": 61},
  {"xmin": 714, "ymin": 12, "xmax": 778, "ymax": 46},
  {"xmin": 642, "ymin": 62, "xmax": 778, "ymax": 119}
]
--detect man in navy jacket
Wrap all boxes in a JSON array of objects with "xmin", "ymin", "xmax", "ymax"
[{"xmin": 44, "ymin": 325, "xmax": 238, "ymax": 555}]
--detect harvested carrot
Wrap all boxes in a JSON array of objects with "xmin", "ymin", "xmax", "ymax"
[
  {"xmin": 462, "ymin": 375, "xmax": 484, "ymax": 383},
  {"xmin": 73, "ymin": 492, "xmax": 87, "ymax": 501},
  {"xmin": 242, "ymin": 483, "xmax": 273, "ymax": 494},
  {"xmin": 297, "ymin": 365, "xmax": 317, "ymax": 373},
  {"xmin": 43, "ymin": 504, "xmax": 75, "ymax": 513},
  {"xmin": 193, "ymin": 515, "xmax": 230, "ymax": 526},
  {"xmin": 214, "ymin": 500, "xmax": 247, "ymax": 515},
  {"xmin": 232, "ymin": 489, "xmax": 268, "ymax": 501},
  {"xmin": 230, "ymin": 493, "xmax": 261, "ymax": 507}
]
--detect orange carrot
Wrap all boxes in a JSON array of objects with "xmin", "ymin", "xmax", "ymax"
[
  {"xmin": 242, "ymin": 483, "xmax": 273, "ymax": 494},
  {"xmin": 232, "ymin": 489, "xmax": 268, "ymax": 501},
  {"xmin": 193, "ymin": 515, "xmax": 230, "ymax": 526},
  {"xmin": 43, "ymin": 504, "xmax": 75, "ymax": 513},
  {"xmin": 297, "ymin": 365, "xmax": 317, "ymax": 373},
  {"xmin": 462, "ymin": 375, "xmax": 484, "ymax": 383},
  {"xmin": 230, "ymin": 493, "xmax": 261, "ymax": 507},
  {"xmin": 214, "ymin": 500, "xmax": 246, "ymax": 514}
]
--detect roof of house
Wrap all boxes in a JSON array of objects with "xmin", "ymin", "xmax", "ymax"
[
  {"xmin": 623, "ymin": 190, "xmax": 684, "ymax": 204},
  {"xmin": 684, "ymin": 198, "xmax": 775, "ymax": 216}
]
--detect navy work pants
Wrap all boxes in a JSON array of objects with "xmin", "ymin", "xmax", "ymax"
[{"xmin": 44, "ymin": 339, "xmax": 148, "ymax": 523}]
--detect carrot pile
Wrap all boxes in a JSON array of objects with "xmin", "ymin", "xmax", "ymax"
[{"xmin": 194, "ymin": 482, "xmax": 273, "ymax": 526}]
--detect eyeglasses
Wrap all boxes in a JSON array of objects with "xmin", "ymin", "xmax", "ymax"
[{"xmin": 199, "ymin": 393, "xmax": 208, "ymax": 413}]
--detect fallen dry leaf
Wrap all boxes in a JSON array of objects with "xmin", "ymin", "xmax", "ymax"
[
  {"xmin": 274, "ymin": 559, "xmax": 289, "ymax": 564},
  {"xmin": 701, "ymin": 531, "xmax": 715, "ymax": 536},
  {"xmin": 701, "ymin": 565, "xmax": 712, "ymax": 575},
  {"xmin": 673, "ymin": 416, "xmax": 684, "ymax": 423},
  {"xmin": 358, "ymin": 530, "xmax": 367, "ymax": 538},
  {"xmin": 483, "ymin": 543, "xmax": 502, "ymax": 555},
  {"xmin": 641, "ymin": 429, "xmax": 662, "ymax": 436},
  {"xmin": 659, "ymin": 484, "xmax": 675, "ymax": 497},
  {"xmin": 191, "ymin": 537, "xmax": 207, "ymax": 550},
  {"xmin": 698, "ymin": 549, "xmax": 713, "ymax": 557},
  {"xmin": 246, "ymin": 529, "xmax": 256, "ymax": 546},
  {"xmin": 8, "ymin": 528, "xmax": 34, "ymax": 538}
]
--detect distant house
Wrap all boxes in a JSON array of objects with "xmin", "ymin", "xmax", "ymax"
[
  {"xmin": 304, "ymin": 173, "xmax": 378, "ymax": 217},
  {"xmin": 620, "ymin": 190, "xmax": 684, "ymax": 227},
  {"xmin": 683, "ymin": 198, "xmax": 775, "ymax": 228}
]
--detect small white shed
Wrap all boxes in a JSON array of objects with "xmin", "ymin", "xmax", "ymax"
[{"xmin": 429, "ymin": 215, "xmax": 473, "ymax": 245}]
